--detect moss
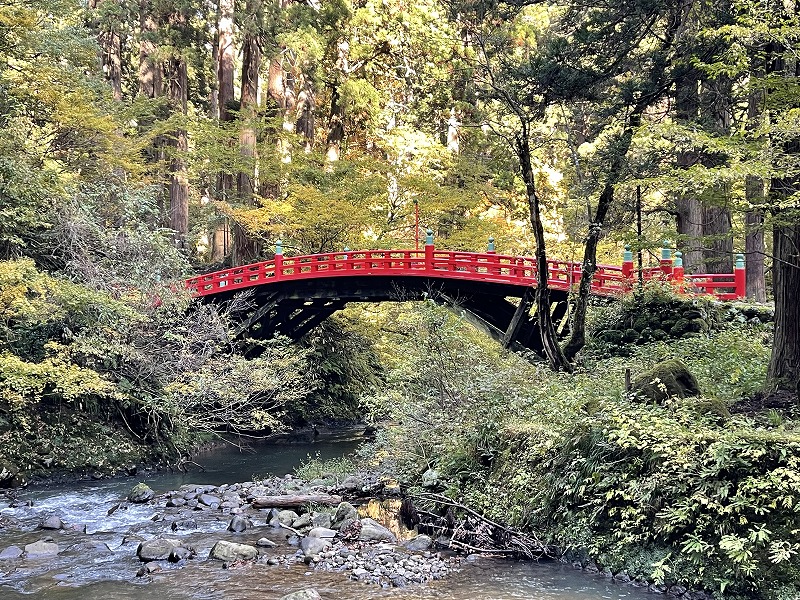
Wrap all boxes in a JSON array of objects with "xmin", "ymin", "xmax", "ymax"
[{"xmin": 630, "ymin": 359, "xmax": 700, "ymax": 403}]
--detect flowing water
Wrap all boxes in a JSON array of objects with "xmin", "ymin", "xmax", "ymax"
[{"xmin": 0, "ymin": 432, "xmax": 657, "ymax": 600}]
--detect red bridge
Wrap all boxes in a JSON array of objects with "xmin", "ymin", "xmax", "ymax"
[{"xmin": 187, "ymin": 235, "xmax": 745, "ymax": 354}]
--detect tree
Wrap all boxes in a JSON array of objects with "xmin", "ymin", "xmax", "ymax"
[{"xmin": 456, "ymin": 0, "xmax": 696, "ymax": 368}]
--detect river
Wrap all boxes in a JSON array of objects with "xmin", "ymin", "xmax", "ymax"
[{"xmin": 0, "ymin": 432, "xmax": 657, "ymax": 600}]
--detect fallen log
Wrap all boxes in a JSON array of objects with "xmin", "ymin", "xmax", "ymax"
[{"xmin": 251, "ymin": 494, "xmax": 343, "ymax": 509}]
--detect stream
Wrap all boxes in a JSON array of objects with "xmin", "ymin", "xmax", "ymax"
[{"xmin": 0, "ymin": 432, "xmax": 658, "ymax": 600}]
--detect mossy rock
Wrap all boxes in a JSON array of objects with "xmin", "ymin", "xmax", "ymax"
[
  {"xmin": 597, "ymin": 330, "xmax": 624, "ymax": 345},
  {"xmin": 651, "ymin": 329, "xmax": 667, "ymax": 341},
  {"xmin": 622, "ymin": 328, "xmax": 640, "ymax": 342},
  {"xmin": 669, "ymin": 319, "xmax": 692, "ymax": 337},
  {"xmin": 630, "ymin": 359, "xmax": 701, "ymax": 403}
]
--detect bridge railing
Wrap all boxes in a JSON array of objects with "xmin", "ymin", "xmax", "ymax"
[{"xmin": 186, "ymin": 238, "xmax": 746, "ymax": 301}]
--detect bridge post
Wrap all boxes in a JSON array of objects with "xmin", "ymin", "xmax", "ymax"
[
  {"xmin": 660, "ymin": 241, "xmax": 673, "ymax": 278},
  {"xmin": 487, "ymin": 237, "xmax": 496, "ymax": 253},
  {"xmin": 673, "ymin": 251, "xmax": 684, "ymax": 292},
  {"xmin": 622, "ymin": 245, "xmax": 634, "ymax": 291},
  {"xmin": 735, "ymin": 253, "xmax": 745, "ymax": 299},
  {"xmin": 425, "ymin": 229, "xmax": 434, "ymax": 271},
  {"xmin": 275, "ymin": 240, "xmax": 283, "ymax": 279}
]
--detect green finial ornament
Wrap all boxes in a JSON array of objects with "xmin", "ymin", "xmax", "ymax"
[
  {"xmin": 425, "ymin": 229, "xmax": 434, "ymax": 246},
  {"xmin": 488, "ymin": 237, "xmax": 495, "ymax": 252},
  {"xmin": 674, "ymin": 251, "xmax": 683, "ymax": 268},
  {"xmin": 623, "ymin": 244, "xmax": 633, "ymax": 262},
  {"xmin": 662, "ymin": 241, "xmax": 672, "ymax": 261},
  {"xmin": 736, "ymin": 253, "xmax": 745, "ymax": 269},
  {"xmin": 275, "ymin": 239, "xmax": 283, "ymax": 255}
]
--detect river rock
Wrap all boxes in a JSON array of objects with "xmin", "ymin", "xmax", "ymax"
[
  {"xmin": 227, "ymin": 515, "xmax": 251, "ymax": 532},
  {"xmin": 339, "ymin": 475, "xmax": 364, "ymax": 493},
  {"xmin": 308, "ymin": 527, "xmax": 336, "ymax": 539},
  {"xmin": 270, "ymin": 510, "xmax": 299, "ymax": 527},
  {"xmin": 169, "ymin": 546, "xmax": 194, "ymax": 562},
  {"xmin": 137, "ymin": 538, "xmax": 182, "ymax": 562},
  {"xmin": 331, "ymin": 502, "xmax": 357, "ymax": 529},
  {"xmin": 24, "ymin": 540, "xmax": 59, "ymax": 557},
  {"xmin": 312, "ymin": 512, "xmax": 332, "ymax": 529},
  {"xmin": 404, "ymin": 534, "xmax": 432, "ymax": 551},
  {"xmin": 208, "ymin": 540, "xmax": 258, "ymax": 561},
  {"xmin": 39, "ymin": 515, "xmax": 63, "ymax": 530},
  {"xmin": 171, "ymin": 518, "xmax": 198, "ymax": 531},
  {"xmin": 199, "ymin": 494, "xmax": 221, "ymax": 507},
  {"xmin": 300, "ymin": 536, "xmax": 330, "ymax": 558},
  {"xmin": 0, "ymin": 545, "xmax": 23, "ymax": 559},
  {"xmin": 358, "ymin": 518, "xmax": 396, "ymax": 542},
  {"xmin": 292, "ymin": 513, "xmax": 313, "ymax": 530},
  {"xmin": 421, "ymin": 468, "xmax": 441, "ymax": 490},
  {"xmin": 278, "ymin": 590, "xmax": 322, "ymax": 600},
  {"xmin": 128, "ymin": 483, "xmax": 155, "ymax": 503},
  {"xmin": 256, "ymin": 537, "xmax": 277, "ymax": 548}
]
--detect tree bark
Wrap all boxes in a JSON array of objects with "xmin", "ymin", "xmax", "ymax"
[
  {"xmin": 674, "ymin": 73, "xmax": 704, "ymax": 272},
  {"xmin": 251, "ymin": 494, "xmax": 343, "ymax": 509},
  {"xmin": 745, "ymin": 65, "xmax": 767, "ymax": 301},
  {"xmin": 166, "ymin": 52, "xmax": 189, "ymax": 245},
  {"xmin": 217, "ymin": 0, "xmax": 235, "ymax": 123},
  {"xmin": 138, "ymin": 1, "xmax": 162, "ymax": 98},
  {"xmin": 700, "ymin": 203, "xmax": 733, "ymax": 274},
  {"xmin": 234, "ymin": 2, "xmax": 262, "ymax": 263},
  {"xmin": 767, "ymin": 221, "xmax": 800, "ymax": 391},
  {"xmin": 744, "ymin": 186, "xmax": 767, "ymax": 302},
  {"xmin": 516, "ymin": 129, "xmax": 570, "ymax": 371},
  {"xmin": 325, "ymin": 41, "xmax": 349, "ymax": 162}
]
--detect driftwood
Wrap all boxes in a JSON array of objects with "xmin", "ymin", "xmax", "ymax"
[
  {"xmin": 251, "ymin": 494, "xmax": 343, "ymax": 509},
  {"xmin": 412, "ymin": 492, "xmax": 554, "ymax": 559}
]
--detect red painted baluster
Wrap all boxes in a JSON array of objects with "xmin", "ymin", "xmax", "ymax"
[
  {"xmin": 673, "ymin": 251, "xmax": 685, "ymax": 293},
  {"xmin": 274, "ymin": 240, "xmax": 283, "ymax": 279},
  {"xmin": 622, "ymin": 245, "xmax": 634, "ymax": 292},
  {"xmin": 660, "ymin": 241, "xmax": 673, "ymax": 279},
  {"xmin": 735, "ymin": 253, "xmax": 745, "ymax": 299},
  {"xmin": 425, "ymin": 229, "xmax": 434, "ymax": 272}
]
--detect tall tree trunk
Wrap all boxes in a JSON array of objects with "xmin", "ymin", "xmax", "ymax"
[
  {"xmin": 766, "ymin": 38, "xmax": 800, "ymax": 393},
  {"xmin": 767, "ymin": 220, "xmax": 800, "ymax": 391},
  {"xmin": 89, "ymin": 0, "xmax": 123, "ymax": 100},
  {"xmin": 217, "ymin": 0, "xmax": 235, "ymax": 121},
  {"xmin": 745, "ymin": 64, "xmax": 767, "ymax": 301},
  {"xmin": 745, "ymin": 183, "xmax": 767, "ymax": 302},
  {"xmin": 212, "ymin": 0, "xmax": 235, "ymax": 261},
  {"xmin": 517, "ymin": 128, "xmax": 570, "ymax": 371},
  {"xmin": 138, "ymin": 2, "xmax": 162, "ymax": 98},
  {"xmin": 234, "ymin": 3, "xmax": 262, "ymax": 263},
  {"xmin": 674, "ymin": 74, "xmax": 703, "ymax": 272},
  {"xmin": 166, "ymin": 52, "xmax": 189, "ymax": 245},
  {"xmin": 326, "ymin": 41, "xmax": 349, "ymax": 162}
]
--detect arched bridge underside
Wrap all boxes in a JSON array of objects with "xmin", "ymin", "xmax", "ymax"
[
  {"xmin": 186, "ymin": 247, "xmax": 745, "ymax": 356},
  {"xmin": 204, "ymin": 275, "xmax": 567, "ymax": 355}
]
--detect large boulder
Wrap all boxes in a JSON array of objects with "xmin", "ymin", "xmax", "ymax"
[
  {"xmin": 630, "ymin": 359, "xmax": 700, "ymax": 403},
  {"xmin": 358, "ymin": 518, "xmax": 396, "ymax": 542},
  {"xmin": 128, "ymin": 483, "xmax": 155, "ymax": 503},
  {"xmin": 24, "ymin": 540, "xmax": 59, "ymax": 557},
  {"xmin": 208, "ymin": 540, "xmax": 258, "ymax": 562},
  {"xmin": 331, "ymin": 502, "xmax": 357, "ymax": 529},
  {"xmin": 404, "ymin": 534, "xmax": 432, "ymax": 551},
  {"xmin": 300, "ymin": 536, "xmax": 330, "ymax": 558},
  {"xmin": 39, "ymin": 515, "xmax": 63, "ymax": 530},
  {"xmin": 137, "ymin": 538, "xmax": 182, "ymax": 562}
]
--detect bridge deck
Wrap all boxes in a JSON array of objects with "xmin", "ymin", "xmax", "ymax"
[{"xmin": 186, "ymin": 247, "xmax": 746, "ymax": 301}]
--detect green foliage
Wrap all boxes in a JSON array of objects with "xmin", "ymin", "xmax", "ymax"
[
  {"xmin": 295, "ymin": 452, "xmax": 356, "ymax": 485},
  {"xmin": 361, "ymin": 298, "xmax": 792, "ymax": 597}
]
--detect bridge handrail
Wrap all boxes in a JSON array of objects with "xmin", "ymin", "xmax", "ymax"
[{"xmin": 186, "ymin": 246, "xmax": 745, "ymax": 301}]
